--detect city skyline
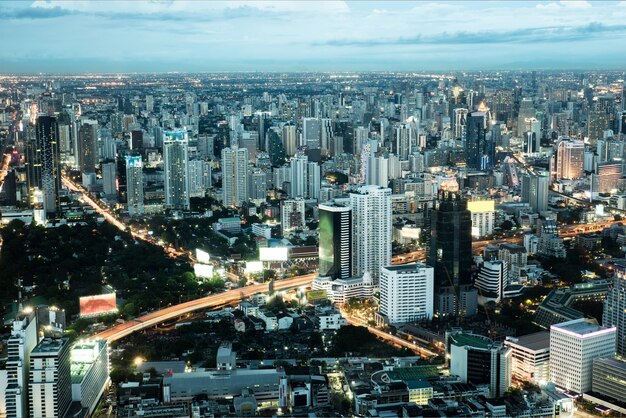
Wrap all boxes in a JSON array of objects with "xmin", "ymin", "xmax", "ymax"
[{"xmin": 2, "ymin": 1, "xmax": 626, "ymax": 73}]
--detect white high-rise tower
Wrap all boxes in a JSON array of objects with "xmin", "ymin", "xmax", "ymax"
[
  {"xmin": 163, "ymin": 130, "xmax": 190, "ymax": 210},
  {"xmin": 125, "ymin": 156, "xmax": 144, "ymax": 216},
  {"xmin": 221, "ymin": 146, "xmax": 249, "ymax": 207}
]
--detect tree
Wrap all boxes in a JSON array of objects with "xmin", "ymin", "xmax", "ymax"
[{"xmin": 500, "ymin": 220, "xmax": 514, "ymax": 231}]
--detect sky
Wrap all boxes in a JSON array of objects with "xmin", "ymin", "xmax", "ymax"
[{"xmin": 2, "ymin": 0, "xmax": 626, "ymax": 73}]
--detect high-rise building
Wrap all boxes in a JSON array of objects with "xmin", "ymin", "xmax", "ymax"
[
  {"xmin": 504, "ymin": 331, "xmax": 550, "ymax": 386},
  {"xmin": 551, "ymin": 138, "xmax": 584, "ymax": 180},
  {"xmin": 475, "ymin": 260, "xmax": 508, "ymax": 303},
  {"xmin": 603, "ymin": 260, "xmax": 626, "ymax": 356},
  {"xmin": 78, "ymin": 120, "xmax": 98, "ymax": 175},
  {"xmin": 145, "ymin": 95, "xmax": 154, "ymax": 113},
  {"xmin": 280, "ymin": 198, "xmax": 305, "ymax": 237},
  {"xmin": 163, "ymin": 130, "xmax": 190, "ymax": 210},
  {"xmin": 101, "ymin": 162, "xmax": 116, "ymax": 198},
  {"xmin": 5, "ymin": 312, "xmax": 38, "ymax": 418},
  {"xmin": 35, "ymin": 116, "xmax": 61, "ymax": 214},
  {"xmin": 303, "ymin": 118, "xmax": 321, "ymax": 149},
  {"xmin": 282, "ymin": 124, "xmax": 297, "ymax": 157},
  {"xmin": 467, "ymin": 200, "xmax": 495, "ymax": 238},
  {"xmin": 289, "ymin": 154, "xmax": 320, "ymax": 199},
  {"xmin": 395, "ymin": 123, "xmax": 412, "ymax": 160},
  {"xmin": 350, "ymin": 185, "xmax": 392, "ymax": 281},
  {"xmin": 70, "ymin": 340, "xmax": 110, "ymax": 417},
  {"xmin": 248, "ymin": 168, "xmax": 267, "ymax": 202},
  {"xmin": 221, "ymin": 146, "xmax": 249, "ymax": 207},
  {"xmin": 550, "ymin": 318, "xmax": 616, "ymax": 393},
  {"xmin": 428, "ymin": 189, "xmax": 476, "ymax": 317},
  {"xmin": 318, "ymin": 203, "xmax": 352, "ymax": 280},
  {"xmin": 465, "ymin": 107, "xmax": 493, "ymax": 170},
  {"xmin": 448, "ymin": 331, "xmax": 512, "ymax": 398},
  {"xmin": 521, "ymin": 173, "xmax": 548, "ymax": 213},
  {"xmin": 592, "ymin": 357, "xmax": 626, "ymax": 405},
  {"xmin": 29, "ymin": 338, "xmax": 71, "ymax": 418},
  {"xmin": 125, "ymin": 156, "xmax": 144, "ymax": 217},
  {"xmin": 378, "ymin": 263, "xmax": 434, "ymax": 325}
]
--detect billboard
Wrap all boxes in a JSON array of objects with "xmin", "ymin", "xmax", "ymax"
[
  {"xmin": 195, "ymin": 248, "xmax": 211, "ymax": 264},
  {"xmin": 194, "ymin": 263, "xmax": 214, "ymax": 279},
  {"xmin": 259, "ymin": 247, "xmax": 289, "ymax": 262},
  {"xmin": 245, "ymin": 261, "xmax": 264, "ymax": 274},
  {"xmin": 306, "ymin": 290, "xmax": 328, "ymax": 301},
  {"xmin": 80, "ymin": 293, "xmax": 117, "ymax": 317}
]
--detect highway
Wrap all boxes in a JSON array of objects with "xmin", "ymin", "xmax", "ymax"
[{"xmin": 94, "ymin": 273, "xmax": 316, "ymax": 343}]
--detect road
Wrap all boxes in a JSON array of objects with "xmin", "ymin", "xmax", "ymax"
[
  {"xmin": 341, "ymin": 311, "xmax": 438, "ymax": 358},
  {"xmin": 93, "ymin": 273, "xmax": 316, "ymax": 343}
]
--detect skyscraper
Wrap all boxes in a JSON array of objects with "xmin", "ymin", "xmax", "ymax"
[
  {"xmin": 379, "ymin": 263, "xmax": 434, "ymax": 324},
  {"xmin": 6, "ymin": 312, "xmax": 38, "ymax": 418},
  {"xmin": 289, "ymin": 154, "xmax": 320, "ymax": 199},
  {"xmin": 603, "ymin": 260, "xmax": 626, "ymax": 356},
  {"xmin": 302, "ymin": 117, "xmax": 321, "ymax": 149},
  {"xmin": 551, "ymin": 138, "xmax": 584, "ymax": 180},
  {"xmin": 221, "ymin": 145, "xmax": 248, "ymax": 207},
  {"xmin": 163, "ymin": 130, "xmax": 190, "ymax": 210},
  {"xmin": 465, "ymin": 107, "xmax": 493, "ymax": 170},
  {"xmin": 428, "ymin": 189, "xmax": 476, "ymax": 317},
  {"xmin": 282, "ymin": 124, "xmax": 297, "ymax": 157},
  {"xmin": 125, "ymin": 156, "xmax": 144, "ymax": 217},
  {"xmin": 521, "ymin": 173, "xmax": 549, "ymax": 213},
  {"xmin": 350, "ymin": 185, "xmax": 392, "ymax": 281},
  {"xmin": 101, "ymin": 161, "xmax": 116, "ymax": 198},
  {"xmin": 395, "ymin": 123, "xmax": 412, "ymax": 160},
  {"xmin": 29, "ymin": 338, "xmax": 71, "ymax": 418},
  {"xmin": 318, "ymin": 203, "xmax": 352, "ymax": 280},
  {"xmin": 78, "ymin": 120, "xmax": 98, "ymax": 175},
  {"xmin": 35, "ymin": 116, "xmax": 61, "ymax": 214},
  {"xmin": 280, "ymin": 197, "xmax": 305, "ymax": 237}
]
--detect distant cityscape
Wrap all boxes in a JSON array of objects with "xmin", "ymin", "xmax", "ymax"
[{"xmin": 2, "ymin": 4, "xmax": 626, "ymax": 417}]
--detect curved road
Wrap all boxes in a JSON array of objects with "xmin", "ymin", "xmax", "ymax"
[{"xmin": 94, "ymin": 273, "xmax": 317, "ymax": 343}]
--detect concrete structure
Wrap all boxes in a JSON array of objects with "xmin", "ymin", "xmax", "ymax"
[
  {"xmin": 504, "ymin": 331, "xmax": 550, "ymax": 386},
  {"xmin": 222, "ymin": 145, "xmax": 249, "ymax": 207},
  {"xmin": 475, "ymin": 260, "xmax": 508, "ymax": 303},
  {"xmin": 552, "ymin": 138, "xmax": 584, "ymax": 180},
  {"xmin": 379, "ymin": 263, "xmax": 434, "ymax": 324},
  {"xmin": 70, "ymin": 339, "xmax": 110, "ymax": 417},
  {"xmin": 5, "ymin": 313, "xmax": 38, "ymax": 418},
  {"xmin": 163, "ymin": 130, "xmax": 190, "ymax": 210},
  {"xmin": 280, "ymin": 198, "xmax": 305, "ymax": 237},
  {"xmin": 318, "ymin": 203, "xmax": 352, "ymax": 280},
  {"xmin": 521, "ymin": 173, "xmax": 548, "ymax": 213},
  {"xmin": 603, "ymin": 259, "xmax": 626, "ymax": 356},
  {"xmin": 29, "ymin": 338, "xmax": 71, "ymax": 418},
  {"xmin": 467, "ymin": 200, "xmax": 495, "ymax": 238},
  {"xmin": 125, "ymin": 155, "xmax": 144, "ymax": 216},
  {"xmin": 550, "ymin": 319, "xmax": 616, "ymax": 393},
  {"xmin": 448, "ymin": 332, "xmax": 512, "ymax": 398},
  {"xmin": 350, "ymin": 185, "xmax": 392, "ymax": 282}
]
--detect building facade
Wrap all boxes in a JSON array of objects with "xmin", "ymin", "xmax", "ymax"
[{"xmin": 379, "ymin": 263, "xmax": 434, "ymax": 324}]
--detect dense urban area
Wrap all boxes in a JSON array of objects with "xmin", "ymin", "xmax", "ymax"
[{"xmin": 1, "ymin": 70, "xmax": 626, "ymax": 418}]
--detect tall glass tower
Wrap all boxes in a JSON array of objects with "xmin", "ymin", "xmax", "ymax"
[{"xmin": 163, "ymin": 130, "xmax": 190, "ymax": 210}]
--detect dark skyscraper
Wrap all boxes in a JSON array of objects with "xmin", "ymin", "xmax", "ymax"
[
  {"xmin": 465, "ymin": 108, "xmax": 494, "ymax": 170},
  {"xmin": 78, "ymin": 122, "xmax": 98, "ymax": 175},
  {"xmin": 318, "ymin": 203, "xmax": 352, "ymax": 280},
  {"xmin": 428, "ymin": 188, "xmax": 476, "ymax": 318},
  {"xmin": 36, "ymin": 116, "xmax": 61, "ymax": 213}
]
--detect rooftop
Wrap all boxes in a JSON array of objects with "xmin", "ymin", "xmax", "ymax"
[
  {"xmin": 551, "ymin": 319, "xmax": 615, "ymax": 337},
  {"xmin": 450, "ymin": 333, "xmax": 494, "ymax": 350},
  {"xmin": 32, "ymin": 338, "xmax": 68, "ymax": 355},
  {"xmin": 383, "ymin": 263, "xmax": 430, "ymax": 273},
  {"xmin": 505, "ymin": 331, "xmax": 550, "ymax": 351}
]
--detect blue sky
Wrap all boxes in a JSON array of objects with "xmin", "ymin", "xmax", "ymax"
[{"xmin": 1, "ymin": 0, "xmax": 626, "ymax": 73}]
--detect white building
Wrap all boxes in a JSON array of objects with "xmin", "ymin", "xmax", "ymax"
[
  {"xmin": 188, "ymin": 159, "xmax": 207, "ymax": 198},
  {"xmin": 5, "ymin": 312, "xmax": 38, "ymax": 418},
  {"xmin": 280, "ymin": 198, "xmax": 305, "ymax": 237},
  {"xmin": 101, "ymin": 162, "xmax": 116, "ymax": 198},
  {"xmin": 475, "ymin": 260, "xmax": 508, "ymax": 303},
  {"xmin": 289, "ymin": 154, "xmax": 320, "ymax": 200},
  {"xmin": 70, "ymin": 339, "xmax": 110, "ymax": 417},
  {"xmin": 125, "ymin": 155, "xmax": 144, "ymax": 216},
  {"xmin": 312, "ymin": 274, "xmax": 373, "ymax": 304},
  {"xmin": 467, "ymin": 200, "xmax": 496, "ymax": 238},
  {"xmin": 504, "ymin": 331, "xmax": 550, "ymax": 386},
  {"xmin": 163, "ymin": 130, "xmax": 190, "ymax": 210},
  {"xmin": 378, "ymin": 263, "xmax": 434, "ymax": 325},
  {"xmin": 221, "ymin": 146, "xmax": 249, "ymax": 207},
  {"xmin": 550, "ymin": 319, "xmax": 616, "ymax": 393},
  {"xmin": 29, "ymin": 338, "xmax": 71, "ymax": 418},
  {"xmin": 350, "ymin": 185, "xmax": 392, "ymax": 282},
  {"xmin": 604, "ymin": 260, "xmax": 626, "ymax": 356}
]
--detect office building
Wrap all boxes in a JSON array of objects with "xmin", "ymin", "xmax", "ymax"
[
  {"xmin": 521, "ymin": 173, "xmax": 548, "ymax": 213},
  {"xmin": 303, "ymin": 118, "xmax": 321, "ymax": 149},
  {"xmin": 318, "ymin": 203, "xmax": 352, "ymax": 280},
  {"xmin": 188, "ymin": 159, "xmax": 207, "ymax": 198},
  {"xmin": 591, "ymin": 357, "xmax": 626, "ymax": 407},
  {"xmin": 603, "ymin": 259, "xmax": 626, "ymax": 356},
  {"xmin": 350, "ymin": 185, "xmax": 392, "ymax": 281},
  {"xmin": 78, "ymin": 120, "xmax": 98, "ymax": 175},
  {"xmin": 428, "ymin": 189, "xmax": 476, "ymax": 317},
  {"xmin": 395, "ymin": 123, "xmax": 412, "ymax": 160},
  {"xmin": 29, "ymin": 338, "xmax": 71, "ymax": 418},
  {"xmin": 465, "ymin": 106, "xmax": 493, "ymax": 170},
  {"xmin": 550, "ymin": 319, "xmax": 616, "ymax": 393},
  {"xmin": 379, "ymin": 263, "xmax": 434, "ymax": 325},
  {"xmin": 467, "ymin": 200, "xmax": 495, "ymax": 238},
  {"xmin": 70, "ymin": 340, "xmax": 110, "ymax": 417},
  {"xmin": 592, "ymin": 163, "xmax": 623, "ymax": 194},
  {"xmin": 163, "ymin": 130, "xmax": 190, "ymax": 210},
  {"xmin": 280, "ymin": 198, "xmax": 305, "ymax": 237},
  {"xmin": 289, "ymin": 154, "xmax": 320, "ymax": 200},
  {"xmin": 125, "ymin": 156, "xmax": 144, "ymax": 216},
  {"xmin": 448, "ymin": 332, "xmax": 512, "ymax": 398},
  {"xmin": 35, "ymin": 116, "xmax": 61, "ymax": 213},
  {"xmin": 221, "ymin": 145, "xmax": 249, "ymax": 207},
  {"xmin": 5, "ymin": 312, "xmax": 38, "ymax": 418},
  {"xmin": 475, "ymin": 260, "xmax": 508, "ymax": 303},
  {"xmin": 101, "ymin": 161, "xmax": 116, "ymax": 198},
  {"xmin": 248, "ymin": 168, "xmax": 267, "ymax": 203},
  {"xmin": 282, "ymin": 124, "xmax": 297, "ymax": 157},
  {"xmin": 504, "ymin": 331, "xmax": 550, "ymax": 386},
  {"xmin": 551, "ymin": 138, "xmax": 584, "ymax": 180}
]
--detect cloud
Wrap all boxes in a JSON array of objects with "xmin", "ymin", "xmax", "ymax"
[
  {"xmin": 316, "ymin": 22, "xmax": 626, "ymax": 47},
  {"xmin": 0, "ymin": 5, "xmax": 73, "ymax": 19}
]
